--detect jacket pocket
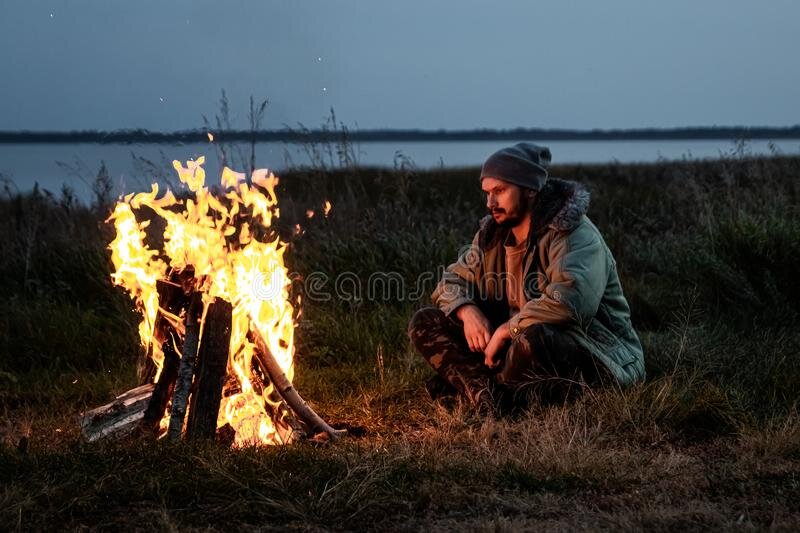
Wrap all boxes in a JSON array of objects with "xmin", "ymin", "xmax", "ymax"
[{"xmin": 586, "ymin": 316, "xmax": 635, "ymax": 367}]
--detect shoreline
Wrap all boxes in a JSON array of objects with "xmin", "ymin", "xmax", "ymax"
[{"xmin": 2, "ymin": 125, "xmax": 800, "ymax": 144}]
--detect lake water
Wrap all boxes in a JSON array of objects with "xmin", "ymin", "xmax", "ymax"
[{"xmin": 2, "ymin": 138, "xmax": 799, "ymax": 201}]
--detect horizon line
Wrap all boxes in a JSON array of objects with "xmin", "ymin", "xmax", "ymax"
[{"xmin": 2, "ymin": 125, "xmax": 800, "ymax": 144}]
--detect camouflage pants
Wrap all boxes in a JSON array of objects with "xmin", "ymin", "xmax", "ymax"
[{"xmin": 408, "ymin": 307, "xmax": 610, "ymax": 406}]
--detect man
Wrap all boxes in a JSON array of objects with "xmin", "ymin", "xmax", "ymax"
[{"xmin": 408, "ymin": 143, "xmax": 645, "ymax": 414}]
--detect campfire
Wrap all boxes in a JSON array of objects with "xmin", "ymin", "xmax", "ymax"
[{"xmin": 80, "ymin": 157, "xmax": 341, "ymax": 446}]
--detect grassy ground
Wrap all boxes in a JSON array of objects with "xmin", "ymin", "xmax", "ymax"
[{"xmin": 1, "ymin": 154, "xmax": 799, "ymax": 530}]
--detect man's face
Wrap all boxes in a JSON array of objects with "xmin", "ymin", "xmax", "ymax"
[{"xmin": 481, "ymin": 176, "xmax": 530, "ymax": 227}]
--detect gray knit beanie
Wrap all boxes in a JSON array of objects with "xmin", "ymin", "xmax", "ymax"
[{"xmin": 480, "ymin": 143, "xmax": 551, "ymax": 191}]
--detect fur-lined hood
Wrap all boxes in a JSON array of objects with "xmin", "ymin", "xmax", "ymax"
[{"xmin": 478, "ymin": 178, "xmax": 591, "ymax": 250}]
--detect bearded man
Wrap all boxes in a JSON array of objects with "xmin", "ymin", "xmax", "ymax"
[{"xmin": 408, "ymin": 143, "xmax": 645, "ymax": 414}]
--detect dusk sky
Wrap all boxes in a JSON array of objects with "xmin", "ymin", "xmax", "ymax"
[{"xmin": 1, "ymin": 0, "xmax": 798, "ymax": 132}]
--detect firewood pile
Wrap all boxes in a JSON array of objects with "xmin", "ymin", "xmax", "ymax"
[{"xmin": 80, "ymin": 273, "xmax": 343, "ymax": 445}]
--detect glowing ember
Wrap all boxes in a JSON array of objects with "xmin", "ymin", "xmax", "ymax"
[{"xmin": 108, "ymin": 157, "xmax": 296, "ymax": 446}]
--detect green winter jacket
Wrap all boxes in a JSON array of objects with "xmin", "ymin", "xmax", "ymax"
[{"xmin": 431, "ymin": 178, "xmax": 645, "ymax": 387}]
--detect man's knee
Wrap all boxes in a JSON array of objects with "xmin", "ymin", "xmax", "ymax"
[
  {"xmin": 408, "ymin": 307, "xmax": 445, "ymax": 337},
  {"xmin": 513, "ymin": 323, "xmax": 565, "ymax": 354},
  {"xmin": 511, "ymin": 322, "xmax": 608, "ymax": 384},
  {"xmin": 499, "ymin": 323, "xmax": 573, "ymax": 385}
]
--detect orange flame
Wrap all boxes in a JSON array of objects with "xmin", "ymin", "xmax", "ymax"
[{"xmin": 108, "ymin": 157, "xmax": 296, "ymax": 445}]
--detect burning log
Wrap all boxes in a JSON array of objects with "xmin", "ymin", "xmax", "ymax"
[
  {"xmin": 250, "ymin": 323, "xmax": 344, "ymax": 441},
  {"xmin": 249, "ymin": 366, "xmax": 306, "ymax": 441},
  {"xmin": 131, "ymin": 276, "xmax": 195, "ymax": 436},
  {"xmin": 186, "ymin": 298, "xmax": 233, "ymax": 440},
  {"xmin": 139, "ymin": 331, "xmax": 180, "ymax": 435},
  {"xmin": 167, "ymin": 292, "xmax": 202, "ymax": 441},
  {"xmin": 138, "ymin": 276, "xmax": 193, "ymax": 383}
]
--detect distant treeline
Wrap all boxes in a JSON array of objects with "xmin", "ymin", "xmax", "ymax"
[{"xmin": 2, "ymin": 126, "xmax": 800, "ymax": 144}]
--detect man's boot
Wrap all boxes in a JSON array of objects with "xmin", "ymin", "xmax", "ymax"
[
  {"xmin": 447, "ymin": 372, "xmax": 499, "ymax": 417},
  {"xmin": 425, "ymin": 374, "xmax": 458, "ymax": 400}
]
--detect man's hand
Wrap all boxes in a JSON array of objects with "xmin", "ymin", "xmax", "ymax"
[
  {"xmin": 456, "ymin": 304, "xmax": 492, "ymax": 353},
  {"xmin": 484, "ymin": 322, "xmax": 511, "ymax": 369}
]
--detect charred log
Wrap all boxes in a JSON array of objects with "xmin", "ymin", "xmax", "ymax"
[
  {"xmin": 138, "ymin": 329, "xmax": 181, "ymax": 435},
  {"xmin": 186, "ymin": 298, "xmax": 233, "ymax": 440},
  {"xmin": 138, "ymin": 276, "xmax": 192, "ymax": 384},
  {"xmin": 167, "ymin": 292, "xmax": 202, "ymax": 441}
]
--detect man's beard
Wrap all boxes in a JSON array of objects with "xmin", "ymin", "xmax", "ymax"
[
  {"xmin": 491, "ymin": 194, "xmax": 532, "ymax": 228},
  {"xmin": 492, "ymin": 210, "xmax": 524, "ymax": 228}
]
